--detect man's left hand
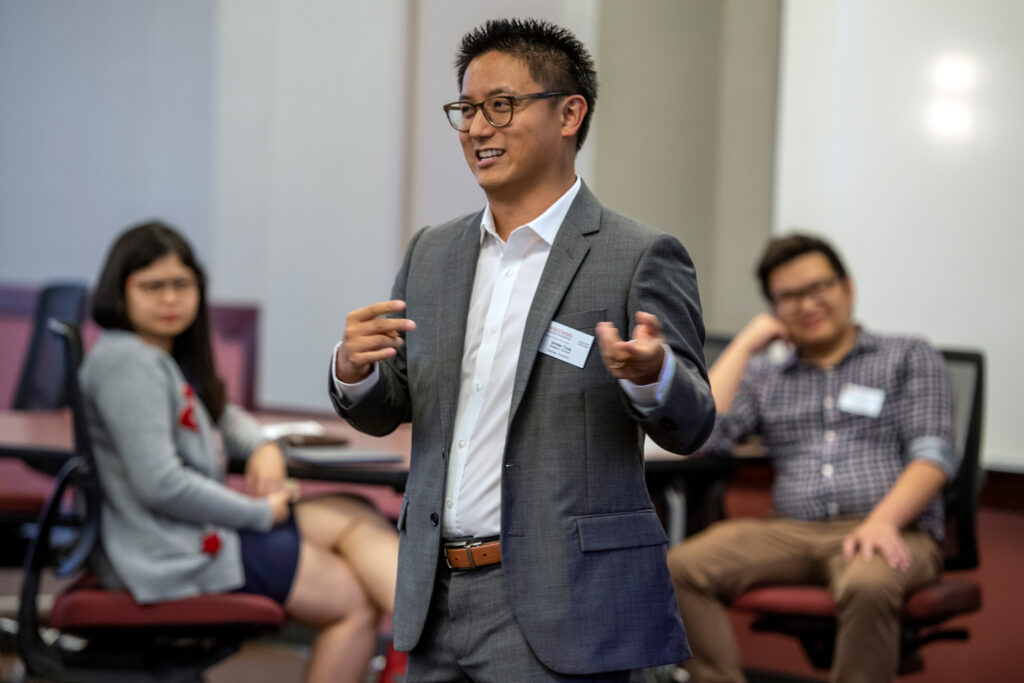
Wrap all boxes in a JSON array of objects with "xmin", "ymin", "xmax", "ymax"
[
  {"xmin": 596, "ymin": 311, "xmax": 666, "ymax": 385},
  {"xmin": 245, "ymin": 442, "xmax": 288, "ymax": 497},
  {"xmin": 843, "ymin": 519, "xmax": 912, "ymax": 571}
]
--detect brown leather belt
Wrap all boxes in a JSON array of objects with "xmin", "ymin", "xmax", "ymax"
[{"xmin": 443, "ymin": 538, "xmax": 501, "ymax": 570}]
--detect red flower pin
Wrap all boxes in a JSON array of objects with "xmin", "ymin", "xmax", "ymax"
[
  {"xmin": 201, "ymin": 531, "xmax": 221, "ymax": 556},
  {"xmin": 179, "ymin": 385, "xmax": 198, "ymax": 431}
]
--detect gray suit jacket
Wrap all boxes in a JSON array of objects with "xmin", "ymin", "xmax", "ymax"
[{"xmin": 330, "ymin": 183, "xmax": 715, "ymax": 673}]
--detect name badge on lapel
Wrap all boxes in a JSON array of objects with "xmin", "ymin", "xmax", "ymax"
[
  {"xmin": 837, "ymin": 383, "xmax": 886, "ymax": 418},
  {"xmin": 539, "ymin": 321, "xmax": 594, "ymax": 369}
]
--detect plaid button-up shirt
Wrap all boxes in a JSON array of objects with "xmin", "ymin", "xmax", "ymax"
[{"xmin": 700, "ymin": 329, "xmax": 958, "ymax": 541}]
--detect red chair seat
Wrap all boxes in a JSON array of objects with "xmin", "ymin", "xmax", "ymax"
[
  {"xmin": 0, "ymin": 460, "xmax": 53, "ymax": 515},
  {"xmin": 732, "ymin": 586, "xmax": 837, "ymax": 618},
  {"xmin": 50, "ymin": 576, "xmax": 286, "ymax": 631},
  {"xmin": 0, "ymin": 490, "xmax": 47, "ymax": 515},
  {"xmin": 904, "ymin": 579, "xmax": 981, "ymax": 622},
  {"xmin": 731, "ymin": 577, "xmax": 982, "ymax": 623}
]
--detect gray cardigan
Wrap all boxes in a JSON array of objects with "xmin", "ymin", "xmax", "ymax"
[{"xmin": 80, "ymin": 330, "xmax": 273, "ymax": 603}]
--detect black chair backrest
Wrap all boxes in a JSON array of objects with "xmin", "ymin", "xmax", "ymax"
[
  {"xmin": 939, "ymin": 349, "xmax": 985, "ymax": 571},
  {"xmin": 703, "ymin": 333, "xmax": 733, "ymax": 368},
  {"xmin": 49, "ymin": 320, "xmax": 99, "ymax": 566},
  {"xmin": 13, "ymin": 282, "xmax": 88, "ymax": 410},
  {"xmin": 17, "ymin": 321, "xmax": 101, "ymax": 669}
]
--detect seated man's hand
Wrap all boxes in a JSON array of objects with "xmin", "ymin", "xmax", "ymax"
[
  {"xmin": 246, "ymin": 442, "xmax": 287, "ymax": 497},
  {"xmin": 735, "ymin": 313, "xmax": 790, "ymax": 354},
  {"xmin": 596, "ymin": 311, "xmax": 665, "ymax": 385},
  {"xmin": 842, "ymin": 519, "xmax": 912, "ymax": 572},
  {"xmin": 336, "ymin": 300, "xmax": 416, "ymax": 383}
]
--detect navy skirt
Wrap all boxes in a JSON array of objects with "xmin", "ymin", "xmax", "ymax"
[{"xmin": 236, "ymin": 514, "xmax": 301, "ymax": 604}]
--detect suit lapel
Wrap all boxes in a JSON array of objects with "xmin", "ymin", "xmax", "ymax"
[
  {"xmin": 437, "ymin": 216, "xmax": 482, "ymax": 445},
  {"xmin": 509, "ymin": 184, "xmax": 601, "ymax": 422}
]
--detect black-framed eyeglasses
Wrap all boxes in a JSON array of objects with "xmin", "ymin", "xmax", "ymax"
[
  {"xmin": 771, "ymin": 277, "xmax": 840, "ymax": 314},
  {"xmin": 442, "ymin": 91, "xmax": 569, "ymax": 132},
  {"xmin": 129, "ymin": 276, "xmax": 198, "ymax": 297}
]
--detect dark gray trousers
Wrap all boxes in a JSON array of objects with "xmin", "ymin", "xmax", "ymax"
[{"xmin": 406, "ymin": 562, "xmax": 631, "ymax": 683}]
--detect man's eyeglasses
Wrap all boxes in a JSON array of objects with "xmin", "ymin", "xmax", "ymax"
[
  {"xmin": 129, "ymin": 277, "xmax": 198, "ymax": 296},
  {"xmin": 442, "ymin": 91, "xmax": 569, "ymax": 132},
  {"xmin": 771, "ymin": 277, "xmax": 840, "ymax": 314}
]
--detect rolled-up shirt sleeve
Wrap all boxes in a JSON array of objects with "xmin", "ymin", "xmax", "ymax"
[{"xmin": 899, "ymin": 342, "xmax": 959, "ymax": 478}]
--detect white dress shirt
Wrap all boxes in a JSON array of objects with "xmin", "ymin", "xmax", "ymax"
[{"xmin": 334, "ymin": 176, "xmax": 674, "ymax": 538}]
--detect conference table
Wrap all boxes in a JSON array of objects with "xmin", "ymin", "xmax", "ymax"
[
  {"xmin": 0, "ymin": 408, "xmax": 761, "ymax": 541},
  {"xmin": 0, "ymin": 408, "xmax": 409, "ymax": 478}
]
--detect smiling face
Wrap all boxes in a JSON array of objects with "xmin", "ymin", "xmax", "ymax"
[
  {"xmin": 124, "ymin": 253, "xmax": 200, "ymax": 352},
  {"xmin": 768, "ymin": 251, "xmax": 855, "ymax": 351},
  {"xmin": 458, "ymin": 50, "xmax": 579, "ymax": 206}
]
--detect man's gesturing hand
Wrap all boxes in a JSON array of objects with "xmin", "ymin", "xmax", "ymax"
[
  {"xmin": 596, "ymin": 311, "xmax": 666, "ymax": 385},
  {"xmin": 336, "ymin": 300, "xmax": 416, "ymax": 383}
]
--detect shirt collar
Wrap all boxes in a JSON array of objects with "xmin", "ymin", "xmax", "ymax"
[
  {"xmin": 780, "ymin": 324, "xmax": 877, "ymax": 371},
  {"xmin": 479, "ymin": 176, "xmax": 582, "ymax": 246}
]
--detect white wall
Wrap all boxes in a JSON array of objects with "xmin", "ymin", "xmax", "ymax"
[
  {"xmin": 211, "ymin": 0, "xmax": 410, "ymax": 410},
  {"xmin": 775, "ymin": 0, "xmax": 1024, "ymax": 470},
  {"xmin": 0, "ymin": 0, "xmax": 216, "ymax": 281}
]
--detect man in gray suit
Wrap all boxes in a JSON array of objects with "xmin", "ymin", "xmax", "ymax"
[{"xmin": 329, "ymin": 18, "xmax": 715, "ymax": 681}]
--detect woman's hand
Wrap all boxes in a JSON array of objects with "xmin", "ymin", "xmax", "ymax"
[
  {"xmin": 266, "ymin": 489, "xmax": 293, "ymax": 525},
  {"xmin": 245, "ymin": 442, "xmax": 287, "ymax": 496}
]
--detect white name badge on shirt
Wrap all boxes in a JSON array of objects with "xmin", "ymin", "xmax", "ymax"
[
  {"xmin": 538, "ymin": 321, "xmax": 594, "ymax": 368},
  {"xmin": 837, "ymin": 383, "xmax": 886, "ymax": 418}
]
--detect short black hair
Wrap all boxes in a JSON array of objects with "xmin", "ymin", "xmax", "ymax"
[
  {"xmin": 92, "ymin": 220, "xmax": 226, "ymax": 420},
  {"xmin": 756, "ymin": 233, "xmax": 849, "ymax": 300},
  {"xmin": 455, "ymin": 18, "xmax": 598, "ymax": 151}
]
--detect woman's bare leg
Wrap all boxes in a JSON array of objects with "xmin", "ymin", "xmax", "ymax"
[
  {"xmin": 294, "ymin": 496, "xmax": 399, "ymax": 612},
  {"xmin": 284, "ymin": 540, "xmax": 378, "ymax": 683}
]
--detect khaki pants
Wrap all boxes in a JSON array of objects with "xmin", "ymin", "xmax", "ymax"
[{"xmin": 666, "ymin": 518, "xmax": 943, "ymax": 683}]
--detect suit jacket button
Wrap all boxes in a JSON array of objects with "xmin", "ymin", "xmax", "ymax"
[{"xmin": 430, "ymin": 512, "xmax": 439, "ymax": 526}]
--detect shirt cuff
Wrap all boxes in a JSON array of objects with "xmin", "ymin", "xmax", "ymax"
[
  {"xmin": 619, "ymin": 343, "xmax": 675, "ymax": 413},
  {"xmin": 331, "ymin": 341, "xmax": 379, "ymax": 405},
  {"xmin": 907, "ymin": 435, "xmax": 959, "ymax": 479}
]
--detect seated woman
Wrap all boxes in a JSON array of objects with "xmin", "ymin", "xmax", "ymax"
[{"xmin": 80, "ymin": 220, "xmax": 398, "ymax": 683}]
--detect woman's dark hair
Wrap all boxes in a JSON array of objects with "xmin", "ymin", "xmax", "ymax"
[
  {"xmin": 455, "ymin": 17, "xmax": 598, "ymax": 151},
  {"xmin": 92, "ymin": 220, "xmax": 227, "ymax": 420},
  {"xmin": 756, "ymin": 232, "xmax": 849, "ymax": 301}
]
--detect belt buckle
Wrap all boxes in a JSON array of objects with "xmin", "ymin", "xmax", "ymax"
[{"xmin": 444, "ymin": 538, "xmax": 484, "ymax": 570}]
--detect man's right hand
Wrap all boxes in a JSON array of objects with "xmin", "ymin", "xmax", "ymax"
[{"xmin": 335, "ymin": 300, "xmax": 416, "ymax": 384}]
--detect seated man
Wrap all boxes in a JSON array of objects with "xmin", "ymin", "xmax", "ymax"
[{"xmin": 667, "ymin": 233, "xmax": 958, "ymax": 683}]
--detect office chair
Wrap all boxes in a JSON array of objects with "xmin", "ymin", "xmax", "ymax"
[
  {"xmin": 16, "ymin": 320, "xmax": 286, "ymax": 683},
  {"xmin": 11, "ymin": 281, "xmax": 88, "ymax": 411},
  {"xmin": 728, "ymin": 349, "xmax": 985, "ymax": 675},
  {"xmin": 1, "ymin": 282, "xmax": 88, "ymax": 566}
]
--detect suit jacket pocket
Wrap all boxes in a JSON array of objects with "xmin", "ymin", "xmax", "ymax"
[
  {"xmin": 575, "ymin": 509, "xmax": 667, "ymax": 552},
  {"xmin": 554, "ymin": 307, "xmax": 607, "ymax": 333}
]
